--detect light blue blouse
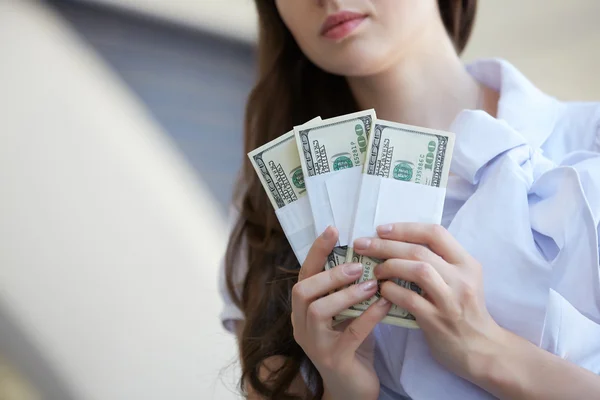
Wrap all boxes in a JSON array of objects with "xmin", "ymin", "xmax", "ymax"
[{"xmin": 375, "ymin": 58, "xmax": 600, "ymax": 399}]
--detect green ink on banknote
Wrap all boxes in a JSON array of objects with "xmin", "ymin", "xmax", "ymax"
[
  {"xmin": 393, "ymin": 162, "xmax": 414, "ymax": 181},
  {"xmin": 291, "ymin": 167, "xmax": 305, "ymax": 189},
  {"xmin": 333, "ymin": 155, "xmax": 353, "ymax": 170}
]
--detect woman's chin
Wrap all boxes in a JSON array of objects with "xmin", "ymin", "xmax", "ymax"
[
  {"xmin": 309, "ymin": 47, "xmax": 392, "ymax": 78},
  {"xmin": 313, "ymin": 59, "xmax": 386, "ymax": 78}
]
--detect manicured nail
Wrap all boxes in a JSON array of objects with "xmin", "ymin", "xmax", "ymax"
[
  {"xmin": 354, "ymin": 238, "xmax": 371, "ymax": 250},
  {"xmin": 378, "ymin": 297, "xmax": 390, "ymax": 306},
  {"xmin": 343, "ymin": 263, "xmax": 363, "ymax": 276},
  {"xmin": 321, "ymin": 226, "xmax": 333, "ymax": 240},
  {"xmin": 360, "ymin": 280, "xmax": 377, "ymax": 291},
  {"xmin": 377, "ymin": 224, "xmax": 393, "ymax": 235}
]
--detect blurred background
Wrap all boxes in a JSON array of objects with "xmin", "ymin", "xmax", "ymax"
[{"xmin": 0, "ymin": 0, "xmax": 598, "ymax": 399}]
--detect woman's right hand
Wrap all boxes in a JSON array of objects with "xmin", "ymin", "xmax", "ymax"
[{"xmin": 292, "ymin": 226, "xmax": 392, "ymax": 400}]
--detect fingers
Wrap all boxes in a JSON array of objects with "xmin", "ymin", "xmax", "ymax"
[
  {"xmin": 293, "ymin": 262, "xmax": 363, "ymax": 303},
  {"xmin": 305, "ymin": 280, "xmax": 379, "ymax": 328},
  {"xmin": 299, "ymin": 226, "xmax": 338, "ymax": 282},
  {"xmin": 380, "ymin": 281, "xmax": 436, "ymax": 321},
  {"xmin": 292, "ymin": 226, "xmax": 338, "ymax": 333},
  {"xmin": 292, "ymin": 262, "xmax": 363, "ymax": 329},
  {"xmin": 353, "ymin": 236, "xmax": 446, "ymax": 270},
  {"xmin": 376, "ymin": 223, "xmax": 466, "ymax": 264},
  {"xmin": 338, "ymin": 297, "xmax": 392, "ymax": 354},
  {"xmin": 374, "ymin": 259, "xmax": 451, "ymax": 308}
]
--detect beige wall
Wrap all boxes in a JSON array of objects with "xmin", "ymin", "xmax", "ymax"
[{"xmin": 463, "ymin": 0, "xmax": 600, "ymax": 101}]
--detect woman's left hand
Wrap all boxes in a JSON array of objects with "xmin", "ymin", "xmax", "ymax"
[{"xmin": 353, "ymin": 222, "xmax": 508, "ymax": 381}]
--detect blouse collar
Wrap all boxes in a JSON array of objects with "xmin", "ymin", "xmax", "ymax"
[{"xmin": 465, "ymin": 58, "xmax": 561, "ymax": 149}]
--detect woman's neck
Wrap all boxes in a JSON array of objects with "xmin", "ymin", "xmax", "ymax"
[{"xmin": 347, "ymin": 23, "xmax": 496, "ymax": 131}]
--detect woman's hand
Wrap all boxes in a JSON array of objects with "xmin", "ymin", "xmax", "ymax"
[
  {"xmin": 353, "ymin": 222, "xmax": 506, "ymax": 381},
  {"xmin": 292, "ymin": 226, "xmax": 392, "ymax": 400}
]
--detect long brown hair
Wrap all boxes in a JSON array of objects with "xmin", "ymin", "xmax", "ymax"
[{"xmin": 225, "ymin": 1, "xmax": 477, "ymax": 398}]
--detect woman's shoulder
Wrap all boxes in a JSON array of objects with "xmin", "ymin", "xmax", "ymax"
[
  {"xmin": 545, "ymin": 99, "xmax": 600, "ymax": 157},
  {"xmin": 466, "ymin": 58, "xmax": 600, "ymax": 158}
]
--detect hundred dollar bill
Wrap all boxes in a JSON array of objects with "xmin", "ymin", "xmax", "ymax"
[
  {"xmin": 248, "ymin": 117, "xmax": 320, "ymax": 264},
  {"xmin": 341, "ymin": 119, "xmax": 455, "ymax": 328},
  {"xmin": 294, "ymin": 110, "xmax": 376, "ymax": 269}
]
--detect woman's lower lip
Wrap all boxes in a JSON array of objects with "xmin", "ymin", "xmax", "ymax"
[{"xmin": 322, "ymin": 17, "xmax": 366, "ymax": 40}]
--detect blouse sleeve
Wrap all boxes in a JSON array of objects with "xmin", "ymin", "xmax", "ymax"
[
  {"xmin": 541, "ymin": 289, "xmax": 600, "ymax": 373},
  {"xmin": 539, "ymin": 147, "xmax": 600, "ymax": 373},
  {"xmin": 217, "ymin": 205, "xmax": 247, "ymax": 334},
  {"xmin": 539, "ymin": 103, "xmax": 600, "ymax": 159},
  {"xmin": 595, "ymin": 108, "xmax": 600, "ymax": 153}
]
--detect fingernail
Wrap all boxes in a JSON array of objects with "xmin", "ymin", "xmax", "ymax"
[
  {"xmin": 378, "ymin": 297, "xmax": 390, "ymax": 306},
  {"xmin": 343, "ymin": 263, "xmax": 363, "ymax": 276},
  {"xmin": 360, "ymin": 280, "xmax": 377, "ymax": 291},
  {"xmin": 321, "ymin": 226, "xmax": 333, "ymax": 240},
  {"xmin": 354, "ymin": 238, "xmax": 371, "ymax": 250},
  {"xmin": 377, "ymin": 224, "xmax": 393, "ymax": 235}
]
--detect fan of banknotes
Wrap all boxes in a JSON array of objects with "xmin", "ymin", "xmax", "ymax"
[{"xmin": 248, "ymin": 109, "xmax": 455, "ymax": 328}]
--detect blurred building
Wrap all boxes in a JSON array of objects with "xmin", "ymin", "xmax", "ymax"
[{"xmin": 52, "ymin": 0, "xmax": 255, "ymax": 212}]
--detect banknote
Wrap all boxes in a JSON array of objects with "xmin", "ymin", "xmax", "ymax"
[
  {"xmin": 294, "ymin": 109, "xmax": 376, "ymax": 269},
  {"xmin": 248, "ymin": 117, "xmax": 320, "ymax": 264},
  {"xmin": 341, "ymin": 119, "xmax": 455, "ymax": 328},
  {"xmin": 248, "ymin": 119, "xmax": 320, "ymax": 209}
]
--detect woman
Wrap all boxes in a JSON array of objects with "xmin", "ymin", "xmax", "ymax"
[{"xmin": 219, "ymin": 0, "xmax": 600, "ymax": 399}]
